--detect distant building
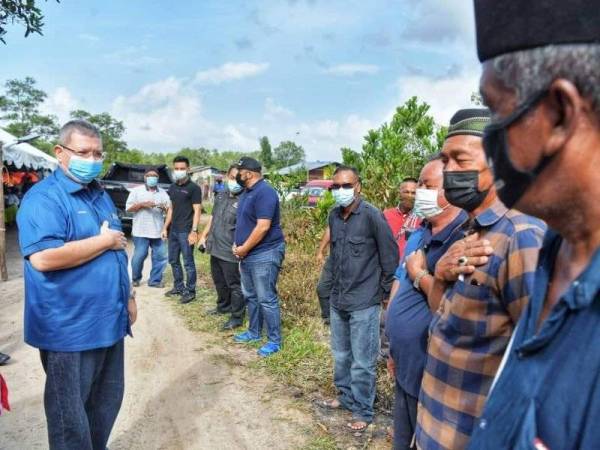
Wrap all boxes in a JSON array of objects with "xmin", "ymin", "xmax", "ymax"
[
  {"xmin": 276, "ymin": 160, "xmax": 340, "ymax": 181},
  {"xmin": 189, "ymin": 165, "xmax": 225, "ymax": 202}
]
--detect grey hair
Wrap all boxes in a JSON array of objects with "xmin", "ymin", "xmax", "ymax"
[
  {"xmin": 492, "ymin": 44, "xmax": 600, "ymax": 118},
  {"xmin": 58, "ymin": 119, "xmax": 102, "ymax": 146}
]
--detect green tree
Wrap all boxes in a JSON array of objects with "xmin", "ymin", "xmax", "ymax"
[
  {"xmin": 272, "ymin": 140, "xmax": 305, "ymax": 169},
  {"xmin": 343, "ymin": 96, "xmax": 442, "ymax": 209},
  {"xmin": 0, "ymin": 76, "xmax": 58, "ymax": 139},
  {"xmin": 0, "ymin": 0, "xmax": 59, "ymax": 44},
  {"xmin": 259, "ymin": 136, "xmax": 273, "ymax": 168}
]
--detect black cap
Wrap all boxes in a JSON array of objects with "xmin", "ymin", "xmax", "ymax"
[
  {"xmin": 475, "ymin": 0, "xmax": 600, "ymax": 62},
  {"xmin": 236, "ymin": 157, "xmax": 262, "ymax": 172}
]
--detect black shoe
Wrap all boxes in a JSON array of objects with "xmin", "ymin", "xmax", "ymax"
[
  {"xmin": 0, "ymin": 352, "xmax": 10, "ymax": 366},
  {"xmin": 222, "ymin": 319, "xmax": 243, "ymax": 331},
  {"xmin": 180, "ymin": 292, "xmax": 196, "ymax": 304},
  {"xmin": 208, "ymin": 308, "xmax": 230, "ymax": 316},
  {"xmin": 165, "ymin": 288, "xmax": 183, "ymax": 297},
  {"xmin": 132, "ymin": 280, "xmax": 141, "ymax": 287}
]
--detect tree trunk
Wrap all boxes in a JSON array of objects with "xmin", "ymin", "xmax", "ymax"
[{"xmin": 0, "ymin": 141, "xmax": 8, "ymax": 281}]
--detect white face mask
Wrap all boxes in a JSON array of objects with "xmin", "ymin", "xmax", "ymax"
[
  {"xmin": 173, "ymin": 169, "xmax": 187, "ymax": 181},
  {"xmin": 414, "ymin": 188, "xmax": 445, "ymax": 219}
]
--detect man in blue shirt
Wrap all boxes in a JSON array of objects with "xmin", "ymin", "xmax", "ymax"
[
  {"xmin": 386, "ymin": 155, "xmax": 468, "ymax": 449},
  {"xmin": 466, "ymin": 2, "xmax": 600, "ymax": 449},
  {"xmin": 232, "ymin": 157, "xmax": 285, "ymax": 357},
  {"xmin": 17, "ymin": 120, "xmax": 135, "ymax": 450}
]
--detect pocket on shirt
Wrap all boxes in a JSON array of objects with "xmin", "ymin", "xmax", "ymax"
[{"xmin": 348, "ymin": 237, "xmax": 365, "ymax": 257}]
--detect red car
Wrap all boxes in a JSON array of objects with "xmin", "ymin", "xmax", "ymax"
[{"xmin": 304, "ymin": 179, "xmax": 333, "ymax": 207}]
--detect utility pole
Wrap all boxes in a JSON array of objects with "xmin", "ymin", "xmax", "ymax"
[{"xmin": 0, "ymin": 140, "xmax": 7, "ymax": 281}]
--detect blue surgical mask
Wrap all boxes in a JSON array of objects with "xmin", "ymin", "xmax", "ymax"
[
  {"xmin": 227, "ymin": 179, "xmax": 243, "ymax": 193},
  {"xmin": 332, "ymin": 187, "xmax": 355, "ymax": 207},
  {"xmin": 173, "ymin": 169, "xmax": 187, "ymax": 181},
  {"xmin": 68, "ymin": 156, "xmax": 103, "ymax": 184},
  {"xmin": 146, "ymin": 176, "xmax": 159, "ymax": 187},
  {"xmin": 414, "ymin": 188, "xmax": 445, "ymax": 219}
]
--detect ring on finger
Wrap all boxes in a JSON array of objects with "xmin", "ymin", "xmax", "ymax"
[{"xmin": 458, "ymin": 256, "xmax": 468, "ymax": 266}]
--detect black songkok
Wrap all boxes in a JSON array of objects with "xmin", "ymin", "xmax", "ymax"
[
  {"xmin": 474, "ymin": 0, "xmax": 600, "ymax": 62},
  {"xmin": 446, "ymin": 108, "xmax": 491, "ymax": 139}
]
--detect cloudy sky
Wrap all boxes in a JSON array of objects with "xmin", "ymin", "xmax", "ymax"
[{"xmin": 0, "ymin": 0, "xmax": 481, "ymax": 160}]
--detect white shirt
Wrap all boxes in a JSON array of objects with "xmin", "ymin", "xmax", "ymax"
[{"xmin": 125, "ymin": 185, "xmax": 171, "ymax": 239}]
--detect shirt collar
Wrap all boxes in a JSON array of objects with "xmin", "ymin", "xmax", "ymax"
[
  {"xmin": 474, "ymin": 198, "xmax": 508, "ymax": 228},
  {"xmin": 430, "ymin": 210, "xmax": 469, "ymax": 244},
  {"xmin": 55, "ymin": 168, "xmax": 103, "ymax": 195}
]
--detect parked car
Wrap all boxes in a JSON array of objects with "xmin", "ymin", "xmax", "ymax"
[
  {"xmin": 304, "ymin": 179, "xmax": 333, "ymax": 207},
  {"xmin": 99, "ymin": 163, "xmax": 172, "ymax": 229}
]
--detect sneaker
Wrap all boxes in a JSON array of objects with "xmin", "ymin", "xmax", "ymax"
[
  {"xmin": 234, "ymin": 331, "xmax": 261, "ymax": 344},
  {"xmin": 257, "ymin": 342, "xmax": 280, "ymax": 357},
  {"xmin": 148, "ymin": 281, "xmax": 165, "ymax": 288},
  {"xmin": 180, "ymin": 292, "xmax": 196, "ymax": 304},
  {"xmin": 165, "ymin": 288, "xmax": 183, "ymax": 297},
  {"xmin": 132, "ymin": 280, "xmax": 140, "ymax": 287}
]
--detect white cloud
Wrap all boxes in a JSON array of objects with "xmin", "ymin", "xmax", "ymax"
[
  {"xmin": 396, "ymin": 69, "xmax": 481, "ymax": 125},
  {"xmin": 324, "ymin": 63, "xmax": 379, "ymax": 76},
  {"xmin": 264, "ymin": 97, "xmax": 294, "ymax": 121},
  {"xmin": 42, "ymin": 87, "xmax": 79, "ymax": 123},
  {"xmin": 104, "ymin": 46, "xmax": 163, "ymax": 68},
  {"xmin": 194, "ymin": 62, "xmax": 269, "ymax": 85}
]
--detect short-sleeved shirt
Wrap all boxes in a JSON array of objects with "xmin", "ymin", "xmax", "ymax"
[
  {"xmin": 126, "ymin": 185, "xmax": 171, "ymax": 239},
  {"xmin": 234, "ymin": 179, "xmax": 284, "ymax": 256},
  {"xmin": 206, "ymin": 190, "xmax": 240, "ymax": 263},
  {"xmin": 416, "ymin": 200, "xmax": 546, "ymax": 450},
  {"xmin": 383, "ymin": 207, "xmax": 421, "ymax": 260},
  {"xmin": 167, "ymin": 179, "xmax": 202, "ymax": 232},
  {"xmin": 467, "ymin": 230, "xmax": 600, "ymax": 450},
  {"xmin": 386, "ymin": 211, "xmax": 468, "ymax": 398},
  {"xmin": 16, "ymin": 169, "xmax": 131, "ymax": 352},
  {"xmin": 329, "ymin": 198, "xmax": 399, "ymax": 311}
]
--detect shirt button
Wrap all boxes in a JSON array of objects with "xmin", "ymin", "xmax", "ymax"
[
  {"xmin": 479, "ymin": 419, "xmax": 487, "ymax": 430},
  {"xmin": 573, "ymin": 281, "xmax": 580, "ymax": 287},
  {"xmin": 517, "ymin": 351, "xmax": 525, "ymax": 359}
]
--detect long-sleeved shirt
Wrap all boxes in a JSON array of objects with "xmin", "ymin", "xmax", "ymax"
[{"xmin": 328, "ymin": 198, "xmax": 399, "ymax": 312}]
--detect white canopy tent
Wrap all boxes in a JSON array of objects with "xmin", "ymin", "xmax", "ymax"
[{"xmin": 0, "ymin": 128, "xmax": 58, "ymax": 171}]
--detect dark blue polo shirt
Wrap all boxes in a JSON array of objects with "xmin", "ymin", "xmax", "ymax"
[
  {"xmin": 468, "ymin": 230, "xmax": 600, "ymax": 450},
  {"xmin": 17, "ymin": 169, "xmax": 131, "ymax": 352},
  {"xmin": 386, "ymin": 211, "xmax": 468, "ymax": 398},
  {"xmin": 234, "ymin": 179, "xmax": 284, "ymax": 256}
]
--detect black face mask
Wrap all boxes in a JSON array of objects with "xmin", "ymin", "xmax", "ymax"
[
  {"xmin": 483, "ymin": 90, "xmax": 553, "ymax": 209},
  {"xmin": 235, "ymin": 172, "xmax": 246, "ymax": 188},
  {"xmin": 443, "ymin": 170, "xmax": 489, "ymax": 212}
]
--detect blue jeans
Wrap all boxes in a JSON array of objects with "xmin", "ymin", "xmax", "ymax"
[
  {"xmin": 330, "ymin": 304, "xmax": 381, "ymax": 423},
  {"xmin": 240, "ymin": 242, "xmax": 285, "ymax": 345},
  {"xmin": 131, "ymin": 236, "xmax": 168, "ymax": 285},
  {"xmin": 168, "ymin": 231, "xmax": 196, "ymax": 294},
  {"xmin": 40, "ymin": 340, "xmax": 124, "ymax": 450}
]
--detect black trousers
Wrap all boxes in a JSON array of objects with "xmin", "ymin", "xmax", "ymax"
[
  {"xmin": 393, "ymin": 380, "xmax": 418, "ymax": 450},
  {"xmin": 316, "ymin": 256, "xmax": 332, "ymax": 320},
  {"xmin": 210, "ymin": 255, "xmax": 245, "ymax": 320}
]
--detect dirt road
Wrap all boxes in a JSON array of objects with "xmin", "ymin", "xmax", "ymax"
[{"xmin": 0, "ymin": 266, "xmax": 312, "ymax": 449}]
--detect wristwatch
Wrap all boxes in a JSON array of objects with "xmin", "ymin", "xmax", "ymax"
[{"xmin": 413, "ymin": 269, "xmax": 429, "ymax": 291}]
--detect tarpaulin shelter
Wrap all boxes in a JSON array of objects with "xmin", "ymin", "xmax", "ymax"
[{"xmin": 0, "ymin": 128, "xmax": 58, "ymax": 171}]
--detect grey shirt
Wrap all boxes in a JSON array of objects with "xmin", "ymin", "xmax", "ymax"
[
  {"xmin": 328, "ymin": 198, "xmax": 398, "ymax": 311},
  {"xmin": 206, "ymin": 191, "xmax": 240, "ymax": 263}
]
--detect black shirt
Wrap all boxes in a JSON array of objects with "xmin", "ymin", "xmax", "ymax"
[
  {"xmin": 167, "ymin": 179, "xmax": 202, "ymax": 232},
  {"xmin": 206, "ymin": 191, "xmax": 239, "ymax": 263},
  {"xmin": 329, "ymin": 198, "xmax": 399, "ymax": 311}
]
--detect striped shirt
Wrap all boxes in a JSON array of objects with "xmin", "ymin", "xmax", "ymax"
[
  {"xmin": 416, "ymin": 200, "xmax": 546, "ymax": 450},
  {"xmin": 126, "ymin": 185, "xmax": 171, "ymax": 239}
]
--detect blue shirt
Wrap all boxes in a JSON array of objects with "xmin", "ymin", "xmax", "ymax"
[
  {"xmin": 468, "ymin": 230, "xmax": 600, "ymax": 450},
  {"xmin": 234, "ymin": 179, "xmax": 284, "ymax": 255},
  {"xmin": 17, "ymin": 169, "xmax": 131, "ymax": 352},
  {"xmin": 386, "ymin": 211, "xmax": 468, "ymax": 397}
]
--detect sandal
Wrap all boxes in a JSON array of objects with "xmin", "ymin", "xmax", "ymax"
[
  {"xmin": 317, "ymin": 398, "xmax": 342, "ymax": 409},
  {"xmin": 347, "ymin": 420, "xmax": 369, "ymax": 432}
]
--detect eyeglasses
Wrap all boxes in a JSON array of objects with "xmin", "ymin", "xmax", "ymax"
[
  {"xmin": 60, "ymin": 144, "xmax": 105, "ymax": 161},
  {"xmin": 330, "ymin": 183, "xmax": 355, "ymax": 190}
]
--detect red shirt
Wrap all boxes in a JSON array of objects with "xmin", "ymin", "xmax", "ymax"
[{"xmin": 383, "ymin": 207, "xmax": 421, "ymax": 261}]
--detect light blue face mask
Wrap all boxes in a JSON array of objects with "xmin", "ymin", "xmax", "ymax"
[
  {"xmin": 227, "ymin": 179, "xmax": 243, "ymax": 193},
  {"xmin": 146, "ymin": 176, "xmax": 159, "ymax": 187},
  {"xmin": 68, "ymin": 156, "xmax": 103, "ymax": 184},
  {"xmin": 332, "ymin": 187, "xmax": 355, "ymax": 207}
]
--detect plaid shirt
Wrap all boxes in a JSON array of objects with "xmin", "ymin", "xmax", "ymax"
[{"xmin": 416, "ymin": 200, "xmax": 546, "ymax": 450}]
